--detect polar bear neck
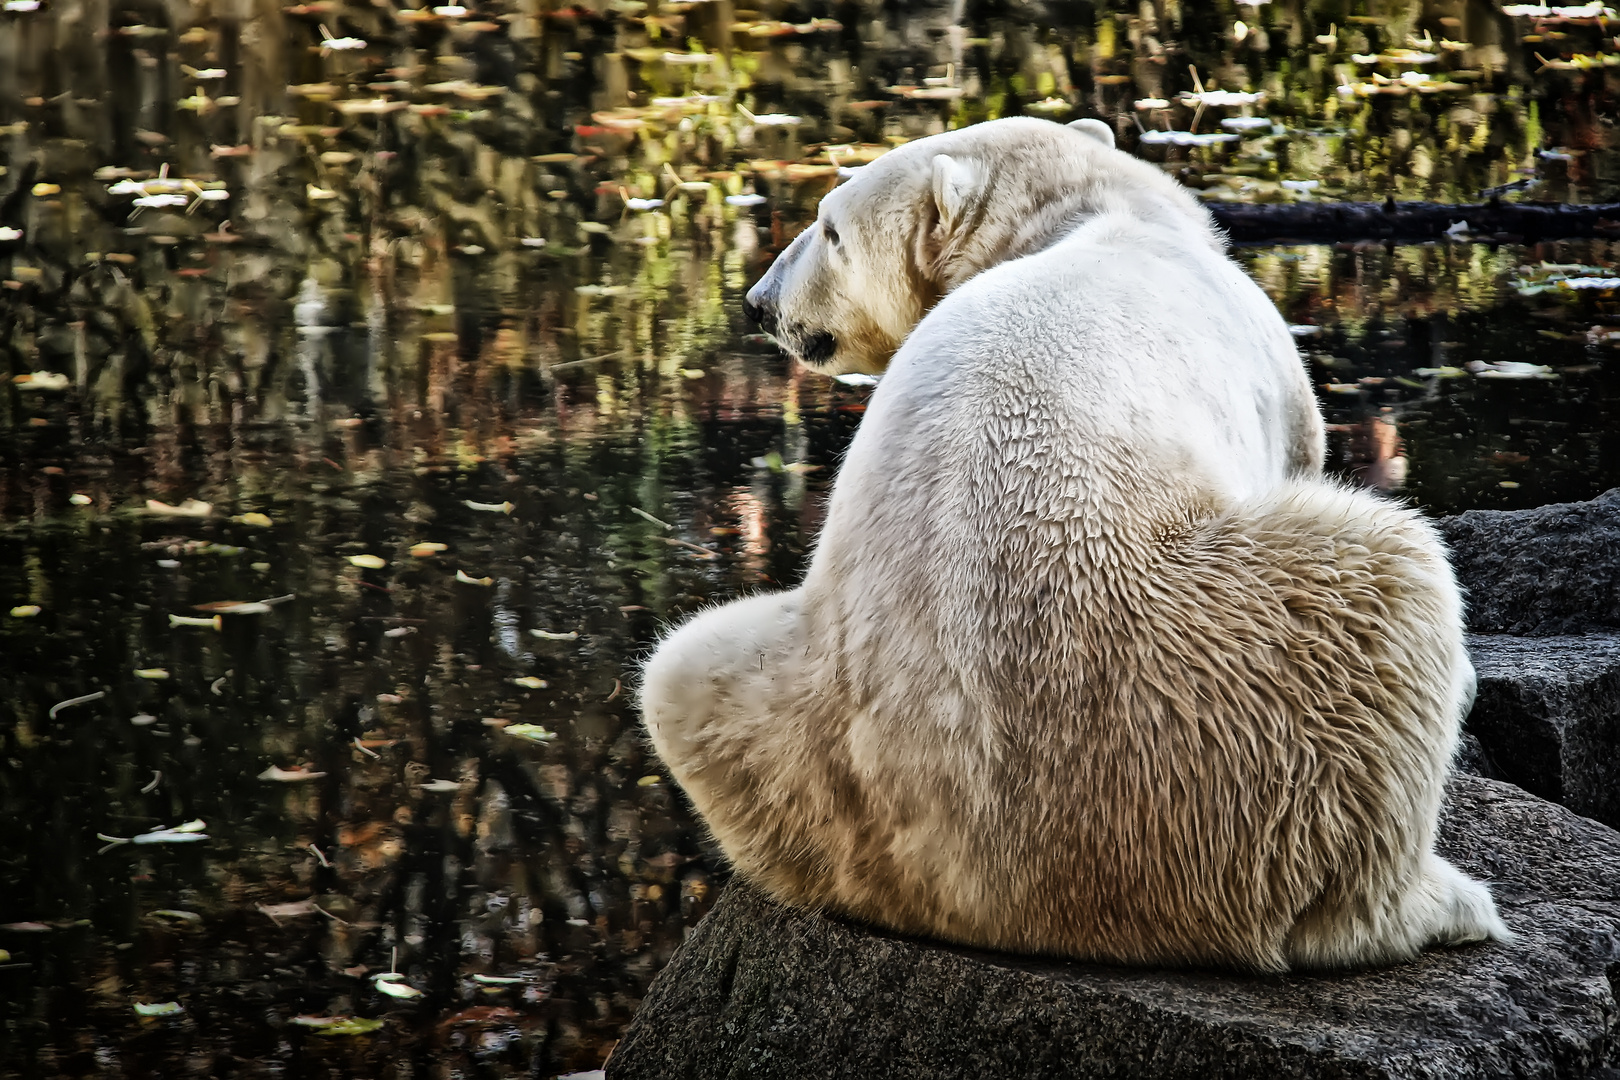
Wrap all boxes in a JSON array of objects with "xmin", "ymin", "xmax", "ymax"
[{"xmin": 927, "ymin": 141, "xmax": 1224, "ymax": 295}]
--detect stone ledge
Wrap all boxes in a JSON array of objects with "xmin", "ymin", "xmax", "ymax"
[
  {"xmin": 1438, "ymin": 488, "xmax": 1620, "ymax": 637},
  {"xmin": 1466, "ymin": 633, "xmax": 1620, "ymax": 830},
  {"xmin": 606, "ymin": 776, "xmax": 1620, "ymax": 1080}
]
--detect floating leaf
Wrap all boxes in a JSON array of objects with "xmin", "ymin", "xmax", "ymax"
[
  {"xmin": 463, "ymin": 500, "xmax": 515, "ymax": 514},
  {"xmin": 133, "ymin": 668, "xmax": 170, "ymax": 679},
  {"xmin": 455, "ymin": 570, "xmax": 494, "ymax": 586},
  {"xmin": 409, "ymin": 542, "xmax": 447, "ymax": 557},
  {"xmin": 48, "ymin": 691, "xmax": 105, "ymax": 719},
  {"xmin": 503, "ymin": 723, "xmax": 557, "ymax": 744},
  {"xmin": 419, "ymin": 779, "xmax": 462, "ymax": 793},
  {"xmin": 373, "ymin": 973, "xmax": 424, "ymax": 1000},
  {"xmin": 192, "ymin": 600, "xmax": 273, "ymax": 615},
  {"xmin": 133, "ymin": 1001, "xmax": 183, "ymax": 1017},
  {"xmin": 259, "ymin": 765, "xmax": 327, "ymax": 782},
  {"xmin": 12, "ymin": 372, "xmax": 69, "ymax": 391},
  {"xmin": 258, "ymin": 900, "xmax": 319, "ymax": 921},
  {"xmin": 738, "ymin": 105, "xmax": 801, "ymax": 126},
  {"xmin": 1471, "ymin": 361, "xmax": 1556, "ymax": 380},
  {"xmin": 1138, "ymin": 130, "xmax": 1241, "ymax": 146},
  {"xmin": 150, "ymin": 909, "xmax": 203, "ymax": 924},
  {"xmin": 98, "ymin": 822, "xmax": 210, "ymax": 852},
  {"xmin": 348, "ymin": 554, "xmax": 387, "ymax": 569},
  {"xmin": 168, "ymin": 614, "xmax": 222, "ymax": 629},
  {"xmin": 232, "ymin": 512, "xmax": 273, "ymax": 527},
  {"xmin": 511, "ymin": 676, "xmax": 548, "ymax": 689},
  {"xmin": 144, "ymin": 499, "xmax": 213, "ymax": 518},
  {"xmin": 69, "ymin": 493, "xmax": 92, "ymax": 506},
  {"xmin": 529, "ymin": 629, "xmax": 579, "ymax": 641},
  {"xmin": 10, "ymin": 605, "xmax": 40, "ymax": 617},
  {"xmin": 637, "ymin": 775, "xmax": 661, "ymax": 786},
  {"xmin": 292, "ymin": 1015, "xmax": 386, "ymax": 1035}
]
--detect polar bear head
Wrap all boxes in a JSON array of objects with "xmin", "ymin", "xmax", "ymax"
[{"xmin": 743, "ymin": 116, "xmax": 1221, "ymax": 375}]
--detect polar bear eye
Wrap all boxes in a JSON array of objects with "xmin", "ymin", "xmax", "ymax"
[{"xmin": 822, "ymin": 221, "xmax": 840, "ymax": 247}]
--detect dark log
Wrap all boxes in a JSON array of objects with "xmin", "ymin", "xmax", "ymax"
[{"xmin": 1206, "ymin": 198, "xmax": 1620, "ymax": 244}]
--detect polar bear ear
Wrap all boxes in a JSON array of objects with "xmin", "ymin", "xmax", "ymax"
[
  {"xmin": 1068, "ymin": 118, "xmax": 1116, "ymax": 150},
  {"xmin": 931, "ymin": 154, "xmax": 983, "ymax": 233}
]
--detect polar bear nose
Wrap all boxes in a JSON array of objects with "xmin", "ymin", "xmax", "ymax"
[{"xmin": 743, "ymin": 294, "xmax": 778, "ymax": 335}]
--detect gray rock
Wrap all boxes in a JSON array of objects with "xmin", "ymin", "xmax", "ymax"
[
  {"xmin": 606, "ymin": 776, "xmax": 1620, "ymax": 1080},
  {"xmin": 1450, "ymin": 730, "xmax": 1502, "ymax": 781},
  {"xmin": 1438, "ymin": 488, "xmax": 1620, "ymax": 636},
  {"xmin": 1465, "ymin": 633, "xmax": 1620, "ymax": 830}
]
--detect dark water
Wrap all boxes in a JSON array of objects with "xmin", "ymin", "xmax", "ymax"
[{"xmin": 2, "ymin": 0, "xmax": 1619, "ymax": 1075}]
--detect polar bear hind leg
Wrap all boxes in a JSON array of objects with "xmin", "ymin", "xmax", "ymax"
[
  {"xmin": 1236, "ymin": 480, "xmax": 1513, "ymax": 969},
  {"xmin": 1285, "ymin": 852, "xmax": 1512, "ymax": 969}
]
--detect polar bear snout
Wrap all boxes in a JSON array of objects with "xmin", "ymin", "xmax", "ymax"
[{"xmin": 744, "ymin": 286, "xmax": 839, "ymax": 368}]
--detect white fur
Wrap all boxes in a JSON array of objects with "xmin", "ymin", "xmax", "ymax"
[{"xmin": 644, "ymin": 118, "xmax": 1509, "ymax": 970}]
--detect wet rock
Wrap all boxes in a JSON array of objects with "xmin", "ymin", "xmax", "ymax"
[
  {"xmin": 1450, "ymin": 729, "xmax": 1502, "ymax": 781},
  {"xmin": 606, "ymin": 775, "xmax": 1620, "ymax": 1080},
  {"xmin": 1465, "ymin": 632, "xmax": 1620, "ymax": 830},
  {"xmin": 1438, "ymin": 488, "xmax": 1620, "ymax": 636}
]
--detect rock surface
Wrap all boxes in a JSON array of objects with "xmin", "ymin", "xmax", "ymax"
[
  {"xmin": 1439, "ymin": 488, "xmax": 1620, "ymax": 636},
  {"xmin": 1466, "ymin": 633, "xmax": 1620, "ymax": 830},
  {"xmin": 607, "ymin": 776, "xmax": 1620, "ymax": 1080}
]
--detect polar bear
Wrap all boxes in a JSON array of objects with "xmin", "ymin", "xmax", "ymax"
[{"xmin": 642, "ymin": 116, "xmax": 1509, "ymax": 971}]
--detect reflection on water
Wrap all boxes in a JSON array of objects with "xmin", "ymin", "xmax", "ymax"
[
  {"xmin": 1, "ymin": 0, "xmax": 1620, "ymax": 1074},
  {"xmin": 1242, "ymin": 240, "xmax": 1620, "ymax": 508}
]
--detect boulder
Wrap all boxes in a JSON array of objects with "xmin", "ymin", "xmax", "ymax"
[
  {"xmin": 1438, "ymin": 488, "xmax": 1620, "ymax": 636},
  {"xmin": 1465, "ymin": 633, "xmax": 1620, "ymax": 830},
  {"xmin": 607, "ymin": 775, "xmax": 1620, "ymax": 1080}
]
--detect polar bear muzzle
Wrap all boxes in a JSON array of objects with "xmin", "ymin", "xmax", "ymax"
[{"xmin": 743, "ymin": 289, "xmax": 838, "ymax": 368}]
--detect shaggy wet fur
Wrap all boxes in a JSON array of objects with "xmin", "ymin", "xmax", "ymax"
[{"xmin": 641, "ymin": 118, "xmax": 1509, "ymax": 971}]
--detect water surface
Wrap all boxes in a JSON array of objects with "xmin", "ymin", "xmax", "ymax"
[{"xmin": 3, "ymin": 0, "xmax": 1620, "ymax": 1074}]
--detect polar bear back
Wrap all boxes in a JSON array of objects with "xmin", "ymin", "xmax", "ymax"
[
  {"xmin": 803, "ymin": 206, "xmax": 1331, "ymax": 736},
  {"xmin": 886, "ymin": 210, "xmax": 1318, "ymax": 508}
]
